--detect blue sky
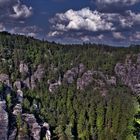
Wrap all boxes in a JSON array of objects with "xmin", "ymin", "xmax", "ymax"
[{"xmin": 0, "ymin": 0, "xmax": 140, "ymax": 46}]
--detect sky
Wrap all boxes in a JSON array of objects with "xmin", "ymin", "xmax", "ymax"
[{"xmin": 0, "ymin": 0, "xmax": 140, "ymax": 46}]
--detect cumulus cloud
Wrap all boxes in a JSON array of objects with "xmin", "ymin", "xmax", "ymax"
[
  {"xmin": 49, "ymin": 8, "xmax": 140, "ymax": 37},
  {"xmin": 49, "ymin": 7, "xmax": 115, "ymax": 36},
  {"xmin": 48, "ymin": 7, "xmax": 140, "ymax": 45}
]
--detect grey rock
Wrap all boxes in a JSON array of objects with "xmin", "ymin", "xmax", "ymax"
[
  {"xmin": 31, "ymin": 75, "xmax": 36, "ymax": 89},
  {"xmin": 22, "ymin": 114, "xmax": 41, "ymax": 140},
  {"xmin": 49, "ymin": 76, "xmax": 61, "ymax": 93},
  {"xmin": 0, "ymin": 101, "xmax": 8, "ymax": 140},
  {"xmin": 115, "ymin": 54, "xmax": 140, "ymax": 94},
  {"xmin": 106, "ymin": 76, "xmax": 116, "ymax": 86},
  {"xmin": 43, "ymin": 123, "xmax": 51, "ymax": 140},
  {"xmin": 34, "ymin": 65, "xmax": 45, "ymax": 82},
  {"xmin": 16, "ymin": 90, "xmax": 23, "ymax": 103},
  {"xmin": 8, "ymin": 128, "xmax": 17, "ymax": 140},
  {"xmin": 13, "ymin": 104, "xmax": 22, "ymax": 116},
  {"xmin": 64, "ymin": 67, "xmax": 78, "ymax": 84},
  {"xmin": 19, "ymin": 62, "xmax": 29, "ymax": 74},
  {"xmin": 0, "ymin": 74, "xmax": 10, "ymax": 87},
  {"xmin": 77, "ymin": 70, "xmax": 93, "ymax": 90},
  {"xmin": 78, "ymin": 63, "xmax": 86, "ymax": 75},
  {"xmin": 14, "ymin": 81, "xmax": 22, "ymax": 90},
  {"xmin": 23, "ymin": 77, "xmax": 30, "ymax": 89}
]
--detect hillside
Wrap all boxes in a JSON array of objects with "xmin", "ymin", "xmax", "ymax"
[{"xmin": 0, "ymin": 32, "xmax": 140, "ymax": 140}]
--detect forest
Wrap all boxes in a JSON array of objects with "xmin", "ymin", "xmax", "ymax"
[{"xmin": 0, "ymin": 31, "xmax": 140, "ymax": 140}]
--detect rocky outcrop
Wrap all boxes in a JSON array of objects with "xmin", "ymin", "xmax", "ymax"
[
  {"xmin": 64, "ymin": 67, "xmax": 78, "ymax": 84},
  {"xmin": 115, "ymin": 54, "xmax": 140, "ymax": 94},
  {"xmin": 0, "ymin": 101, "xmax": 8, "ymax": 140},
  {"xmin": 14, "ymin": 81, "xmax": 22, "ymax": 90},
  {"xmin": 16, "ymin": 90, "xmax": 23, "ymax": 103},
  {"xmin": 43, "ymin": 123, "xmax": 51, "ymax": 140},
  {"xmin": 23, "ymin": 77, "xmax": 30, "ymax": 89},
  {"xmin": 0, "ymin": 74, "xmax": 10, "ymax": 87},
  {"xmin": 77, "ymin": 70, "xmax": 93, "ymax": 90},
  {"xmin": 34, "ymin": 64, "xmax": 45, "ymax": 82},
  {"xmin": 31, "ymin": 75, "xmax": 36, "ymax": 89},
  {"xmin": 19, "ymin": 62, "xmax": 29, "ymax": 74},
  {"xmin": 106, "ymin": 76, "xmax": 116, "ymax": 86},
  {"xmin": 8, "ymin": 128, "xmax": 17, "ymax": 140},
  {"xmin": 49, "ymin": 76, "xmax": 61, "ymax": 93},
  {"xmin": 22, "ymin": 113, "xmax": 41, "ymax": 140},
  {"xmin": 13, "ymin": 104, "xmax": 22, "ymax": 116},
  {"xmin": 64, "ymin": 63, "xmax": 86, "ymax": 84}
]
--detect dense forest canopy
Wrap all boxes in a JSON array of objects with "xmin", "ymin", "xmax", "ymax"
[{"xmin": 0, "ymin": 32, "xmax": 140, "ymax": 140}]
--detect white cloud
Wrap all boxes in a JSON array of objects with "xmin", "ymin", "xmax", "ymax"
[
  {"xmin": 113, "ymin": 32, "xmax": 125, "ymax": 39},
  {"xmin": 10, "ymin": 3, "xmax": 33, "ymax": 19},
  {"xmin": 96, "ymin": 0, "xmax": 139, "ymax": 6},
  {"xmin": 51, "ymin": 8, "xmax": 115, "ymax": 33},
  {"xmin": 119, "ymin": 10, "xmax": 140, "ymax": 28},
  {"xmin": 49, "ymin": 8, "xmax": 140, "ymax": 38},
  {"xmin": 10, "ymin": 25, "xmax": 42, "ymax": 37},
  {"xmin": 0, "ymin": 0, "xmax": 33, "ymax": 20}
]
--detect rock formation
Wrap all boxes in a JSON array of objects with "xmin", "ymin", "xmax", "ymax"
[
  {"xmin": 0, "ymin": 101, "xmax": 8, "ymax": 140},
  {"xmin": 115, "ymin": 54, "xmax": 140, "ymax": 94}
]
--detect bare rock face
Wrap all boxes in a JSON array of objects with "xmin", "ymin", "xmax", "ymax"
[
  {"xmin": 14, "ymin": 81, "xmax": 22, "ymax": 90},
  {"xmin": 31, "ymin": 75, "xmax": 36, "ymax": 89},
  {"xmin": 0, "ymin": 74, "xmax": 10, "ymax": 87},
  {"xmin": 49, "ymin": 77, "xmax": 61, "ymax": 93},
  {"xmin": 106, "ymin": 76, "xmax": 116, "ymax": 86},
  {"xmin": 19, "ymin": 62, "xmax": 29, "ymax": 74},
  {"xmin": 64, "ymin": 67, "xmax": 78, "ymax": 84},
  {"xmin": 43, "ymin": 123, "xmax": 51, "ymax": 140},
  {"xmin": 78, "ymin": 63, "xmax": 86, "ymax": 75},
  {"xmin": 77, "ymin": 70, "xmax": 93, "ymax": 90},
  {"xmin": 23, "ymin": 77, "xmax": 30, "ymax": 89},
  {"xmin": 17, "ymin": 129, "xmax": 29, "ymax": 140},
  {"xmin": 8, "ymin": 128, "xmax": 17, "ymax": 140},
  {"xmin": 22, "ymin": 113, "xmax": 41, "ymax": 140},
  {"xmin": 115, "ymin": 54, "xmax": 140, "ymax": 94},
  {"xmin": 13, "ymin": 104, "xmax": 22, "ymax": 116},
  {"xmin": 0, "ymin": 101, "xmax": 8, "ymax": 140},
  {"xmin": 16, "ymin": 90, "xmax": 23, "ymax": 103},
  {"xmin": 34, "ymin": 64, "xmax": 45, "ymax": 82}
]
